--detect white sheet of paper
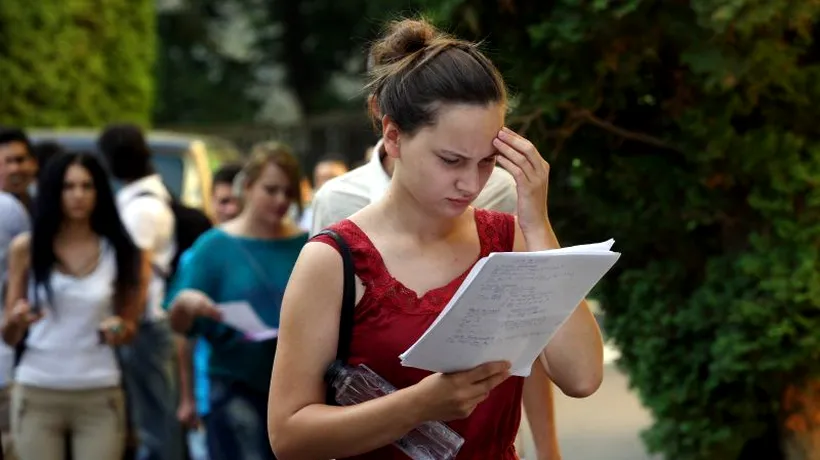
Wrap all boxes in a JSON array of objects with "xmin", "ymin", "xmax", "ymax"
[
  {"xmin": 399, "ymin": 240, "xmax": 620, "ymax": 377},
  {"xmin": 216, "ymin": 301, "xmax": 278, "ymax": 341}
]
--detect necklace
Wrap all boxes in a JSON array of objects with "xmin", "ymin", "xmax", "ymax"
[{"xmin": 55, "ymin": 242, "xmax": 102, "ymax": 278}]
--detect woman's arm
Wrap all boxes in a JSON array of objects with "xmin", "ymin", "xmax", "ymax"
[
  {"xmin": 268, "ymin": 242, "xmax": 429, "ymax": 459},
  {"xmin": 165, "ymin": 237, "xmax": 223, "ymax": 336},
  {"xmin": 120, "ymin": 250, "xmax": 151, "ymax": 324},
  {"xmin": 2, "ymin": 233, "xmax": 32, "ymax": 346},
  {"xmin": 101, "ymin": 250, "xmax": 151, "ymax": 345},
  {"xmin": 268, "ymin": 242, "xmax": 511, "ymax": 459},
  {"xmin": 523, "ymin": 361, "xmax": 562, "ymax": 460},
  {"xmin": 162, "ymin": 248, "xmax": 202, "ymax": 424},
  {"xmin": 513, "ymin": 220, "xmax": 604, "ymax": 398},
  {"xmin": 175, "ymin": 336, "xmax": 198, "ymax": 427}
]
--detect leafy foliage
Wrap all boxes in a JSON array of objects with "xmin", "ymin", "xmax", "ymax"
[
  {"xmin": 426, "ymin": 0, "xmax": 820, "ymax": 458},
  {"xmin": 0, "ymin": 0, "xmax": 155, "ymax": 126},
  {"xmin": 153, "ymin": 0, "xmax": 262, "ymax": 124},
  {"xmin": 154, "ymin": 0, "xmax": 421, "ymax": 122}
]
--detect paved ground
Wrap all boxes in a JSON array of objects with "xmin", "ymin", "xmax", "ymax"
[{"xmin": 517, "ymin": 344, "xmax": 660, "ymax": 460}]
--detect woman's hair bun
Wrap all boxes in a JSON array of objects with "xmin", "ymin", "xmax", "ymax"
[{"xmin": 370, "ymin": 18, "xmax": 439, "ymax": 67}]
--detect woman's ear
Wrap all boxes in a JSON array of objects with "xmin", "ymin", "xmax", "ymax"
[{"xmin": 381, "ymin": 115, "xmax": 401, "ymax": 160}]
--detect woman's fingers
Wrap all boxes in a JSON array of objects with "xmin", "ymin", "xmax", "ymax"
[
  {"xmin": 493, "ymin": 137, "xmax": 533, "ymax": 184},
  {"xmin": 100, "ymin": 316, "xmax": 130, "ymax": 345},
  {"xmin": 499, "ymin": 127, "xmax": 542, "ymax": 173}
]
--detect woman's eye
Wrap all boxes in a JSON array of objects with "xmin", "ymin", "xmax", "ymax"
[{"xmin": 440, "ymin": 157, "xmax": 459, "ymax": 165}]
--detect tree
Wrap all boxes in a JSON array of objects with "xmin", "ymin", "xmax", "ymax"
[
  {"xmin": 263, "ymin": 0, "xmax": 419, "ymax": 114},
  {"xmin": 153, "ymin": 0, "xmax": 265, "ymax": 124},
  {"xmin": 153, "ymin": 0, "xmax": 422, "ymax": 123},
  {"xmin": 0, "ymin": 0, "xmax": 156, "ymax": 126},
  {"xmin": 427, "ymin": 0, "xmax": 820, "ymax": 458}
]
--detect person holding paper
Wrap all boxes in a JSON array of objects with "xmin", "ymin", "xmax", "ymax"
[
  {"xmin": 268, "ymin": 17, "xmax": 604, "ymax": 460},
  {"xmin": 165, "ymin": 143, "xmax": 308, "ymax": 460},
  {"xmin": 311, "ymin": 52, "xmax": 561, "ymax": 460}
]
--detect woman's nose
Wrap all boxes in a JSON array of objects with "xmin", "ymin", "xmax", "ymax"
[{"xmin": 456, "ymin": 168, "xmax": 480, "ymax": 195}]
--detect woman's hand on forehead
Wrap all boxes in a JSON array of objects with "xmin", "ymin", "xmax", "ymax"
[{"xmin": 492, "ymin": 127, "xmax": 550, "ymax": 235}]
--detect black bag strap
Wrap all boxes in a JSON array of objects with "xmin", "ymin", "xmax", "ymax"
[
  {"xmin": 315, "ymin": 229, "xmax": 355, "ymax": 405},
  {"xmin": 316, "ymin": 229, "xmax": 355, "ymax": 363}
]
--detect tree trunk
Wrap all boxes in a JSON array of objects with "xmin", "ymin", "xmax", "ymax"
[{"xmin": 781, "ymin": 379, "xmax": 820, "ymax": 460}]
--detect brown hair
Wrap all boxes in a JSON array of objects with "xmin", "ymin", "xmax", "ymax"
[
  {"xmin": 242, "ymin": 141, "xmax": 303, "ymax": 214},
  {"xmin": 366, "ymin": 18, "xmax": 508, "ymax": 135}
]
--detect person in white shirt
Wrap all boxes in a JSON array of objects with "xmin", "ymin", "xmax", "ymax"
[
  {"xmin": 98, "ymin": 124, "xmax": 184, "ymax": 460},
  {"xmin": 2, "ymin": 152, "xmax": 149, "ymax": 459}
]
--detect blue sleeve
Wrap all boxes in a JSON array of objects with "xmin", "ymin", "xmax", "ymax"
[{"xmin": 169, "ymin": 231, "xmax": 222, "ymax": 338}]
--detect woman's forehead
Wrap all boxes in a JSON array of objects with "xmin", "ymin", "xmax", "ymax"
[{"xmin": 422, "ymin": 103, "xmax": 505, "ymax": 156}]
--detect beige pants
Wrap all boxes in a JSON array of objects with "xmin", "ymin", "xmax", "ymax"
[
  {"xmin": 0, "ymin": 386, "xmax": 16, "ymax": 460},
  {"xmin": 11, "ymin": 384, "xmax": 125, "ymax": 460}
]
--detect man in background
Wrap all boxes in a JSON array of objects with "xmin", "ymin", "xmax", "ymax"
[
  {"xmin": 312, "ymin": 153, "xmax": 348, "ymax": 191},
  {"xmin": 210, "ymin": 163, "xmax": 242, "ymax": 224},
  {"xmin": 297, "ymin": 154, "xmax": 348, "ymax": 231},
  {"xmin": 0, "ymin": 128, "xmax": 37, "ymax": 214}
]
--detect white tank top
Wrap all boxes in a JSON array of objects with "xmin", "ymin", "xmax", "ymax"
[{"xmin": 15, "ymin": 239, "xmax": 120, "ymax": 389}]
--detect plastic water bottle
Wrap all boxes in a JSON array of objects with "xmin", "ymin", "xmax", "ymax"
[{"xmin": 326, "ymin": 362, "xmax": 465, "ymax": 460}]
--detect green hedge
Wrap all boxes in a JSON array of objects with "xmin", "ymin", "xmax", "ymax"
[
  {"xmin": 427, "ymin": 0, "xmax": 820, "ymax": 458},
  {"xmin": 0, "ymin": 0, "xmax": 155, "ymax": 127}
]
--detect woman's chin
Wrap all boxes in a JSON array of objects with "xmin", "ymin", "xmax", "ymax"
[{"xmin": 63, "ymin": 210, "xmax": 91, "ymax": 221}]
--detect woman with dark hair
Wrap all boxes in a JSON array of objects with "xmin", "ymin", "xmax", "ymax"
[
  {"xmin": 1, "ymin": 152, "xmax": 150, "ymax": 460},
  {"xmin": 267, "ymin": 18, "xmax": 603, "ymax": 459}
]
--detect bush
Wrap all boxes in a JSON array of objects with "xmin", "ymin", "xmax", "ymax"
[
  {"xmin": 428, "ymin": 0, "xmax": 820, "ymax": 458},
  {"xmin": 0, "ymin": 0, "xmax": 156, "ymax": 127}
]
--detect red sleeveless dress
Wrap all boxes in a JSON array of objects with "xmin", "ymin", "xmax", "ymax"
[{"xmin": 312, "ymin": 208, "xmax": 523, "ymax": 459}]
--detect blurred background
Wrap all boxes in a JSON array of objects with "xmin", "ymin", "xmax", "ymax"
[{"xmin": 3, "ymin": 1, "xmax": 820, "ymax": 459}]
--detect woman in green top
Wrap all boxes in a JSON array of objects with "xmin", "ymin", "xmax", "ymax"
[{"xmin": 166, "ymin": 142, "xmax": 308, "ymax": 460}]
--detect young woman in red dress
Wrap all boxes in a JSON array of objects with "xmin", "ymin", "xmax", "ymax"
[{"xmin": 267, "ymin": 18, "xmax": 604, "ymax": 459}]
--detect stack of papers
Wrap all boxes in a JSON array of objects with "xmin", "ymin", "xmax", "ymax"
[
  {"xmin": 399, "ymin": 239, "xmax": 620, "ymax": 377},
  {"xmin": 216, "ymin": 301, "xmax": 278, "ymax": 341}
]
